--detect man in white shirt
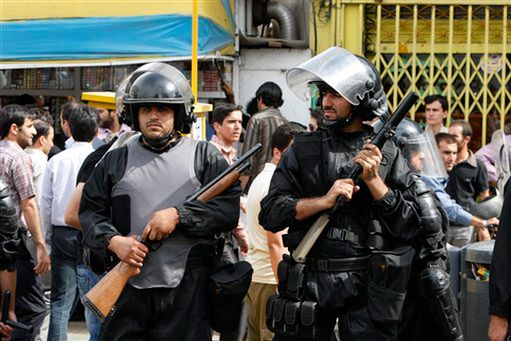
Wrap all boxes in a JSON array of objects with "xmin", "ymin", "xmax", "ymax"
[
  {"xmin": 24, "ymin": 119, "xmax": 54, "ymax": 206},
  {"xmin": 40, "ymin": 104, "xmax": 99, "ymax": 340},
  {"xmin": 60, "ymin": 102, "xmax": 80, "ymax": 150},
  {"xmin": 245, "ymin": 123, "xmax": 304, "ymax": 341},
  {"xmin": 424, "ymin": 95, "xmax": 449, "ymax": 135}
]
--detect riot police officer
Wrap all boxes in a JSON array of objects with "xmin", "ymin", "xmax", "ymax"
[
  {"xmin": 260, "ymin": 47, "xmax": 421, "ymax": 340},
  {"xmin": 79, "ymin": 62, "xmax": 241, "ymax": 340},
  {"xmin": 383, "ymin": 118, "xmax": 463, "ymax": 340}
]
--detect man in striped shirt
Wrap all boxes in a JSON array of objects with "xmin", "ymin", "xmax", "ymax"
[
  {"xmin": 242, "ymin": 82, "xmax": 287, "ymax": 192},
  {"xmin": 0, "ymin": 104, "xmax": 51, "ymax": 340}
]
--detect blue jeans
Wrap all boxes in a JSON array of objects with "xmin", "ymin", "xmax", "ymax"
[
  {"xmin": 48, "ymin": 226, "xmax": 80, "ymax": 341},
  {"xmin": 77, "ymin": 263, "xmax": 102, "ymax": 341}
]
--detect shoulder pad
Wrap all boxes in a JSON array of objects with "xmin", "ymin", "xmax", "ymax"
[{"xmin": 293, "ymin": 130, "xmax": 323, "ymax": 144}]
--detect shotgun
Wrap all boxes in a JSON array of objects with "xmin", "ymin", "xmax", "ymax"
[
  {"xmin": 293, "ymin": 91, "xmax": 420, "ymax": 262},
  {"xmin": 1, "ymin": 291, "xmax": 33, "ymax": 333},
  {"xmin": 83, "ymin": 143, "xmax": 262, "ymax": 322}
]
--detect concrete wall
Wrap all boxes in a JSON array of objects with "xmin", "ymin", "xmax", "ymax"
[{"xmin": 234, "ymin": 48, "xmax": 312, "ymax": 126}]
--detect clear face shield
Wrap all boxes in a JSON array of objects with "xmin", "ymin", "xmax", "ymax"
[
  {"xmin": 286, "ymin": 47, "xmax": 377, "ymax": 106},
  {"xmin": 401, "ymin": 130, "xmax": 448, "ymax": 179}
]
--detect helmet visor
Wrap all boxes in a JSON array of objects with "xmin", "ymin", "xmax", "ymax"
[
  {"xmin": 402, "ymin": 130, "xmax": 448, "ymax": 178},
  {"xmin": 287, "ymin": 47, "xmax": 375, "ymax": 105}
]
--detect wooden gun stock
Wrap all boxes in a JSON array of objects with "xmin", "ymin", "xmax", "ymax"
[
  {"xmin": 82, "ymin": 262, "xmax": 139, "ymax": 322},
  {"xmin": 83, "ymin": 144, "xmax": 261, "ymax": 322}
]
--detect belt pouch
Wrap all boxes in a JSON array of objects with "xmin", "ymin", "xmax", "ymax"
[
  {"xmin": 272, "ymin": 297, "xmax": 287, "ymax": 336},
  {"xmin": 300, "ymin": 301, "xmax": 318, "ymax": 340},
  {"xmin": 284, "ymin": 301, "xmax": 301, "ymax": 336},
  {"xmin": 277, "ymin": 254, "xmax": 307, "ymax": 301},
  {"xmin": 367, "ymin": 246, "xmax": 415, "ymax": 324},
  {"xmin": 265, "ymin": 294, "xmax": 278, "ymax": 332}
]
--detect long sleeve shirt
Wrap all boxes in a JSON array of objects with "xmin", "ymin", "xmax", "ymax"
[
  {"xmin": 24, "ymin": 148, "xmax": 47, "ymax": 206},
  {"xmin": 242, "ymin": 108, "xmax": 287, "ymax": 188},
  {"xmin": 40, "ymin": 142, "xmax": 94, "ymax": 249},
  {"xmin": 421, "ymin": 176, "xmax": 472, "ymax": 227}
]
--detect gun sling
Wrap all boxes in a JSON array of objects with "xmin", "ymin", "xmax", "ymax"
[{"xmin": 284, "ymin": 227, "xmax": 366, "ymax": 250}]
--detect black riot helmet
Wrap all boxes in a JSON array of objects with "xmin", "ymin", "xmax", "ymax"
[
  {"xmin": 287, "ymin": 47, "xmax": 388, "ymax": 130},
  {"xmin": 374, "ymin": 118, "xmax": 447, "ymax": 178},
  {"xmin": 116, "ymin": 62, "xmax": 196, "ymax": 135}
]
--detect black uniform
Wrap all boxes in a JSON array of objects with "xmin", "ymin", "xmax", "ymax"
[
  {"xmin": 79, "ymin": 135, "xmax": 241, "ymax": 340},
  {"xmin": 259, "ymin": 126, "xmax": 420, "ymax": 340},
  {"xmin": 489, "ymin": 179, "xmax": 511, "ymax": 326}
]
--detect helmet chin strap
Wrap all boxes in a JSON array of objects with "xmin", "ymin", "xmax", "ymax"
[
  {"xmin": 142, "ymin": 130, "xmax": 176, "ymax": 151},
  {"xmin": 323, "ymin": 111, "xmax": 355, "ymax": 133}
]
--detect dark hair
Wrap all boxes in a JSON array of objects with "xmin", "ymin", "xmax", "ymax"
[
  {"xmin": 435, "ymin": 132, "xmax": 457, "ymax": 146},
  {"xmin": 245, "ymin": 97, "xmax": 259, "ymax": 116},
  {"xmin": 256, "ymin": 82, "xmax": 284, "ymax": 108},
  {"xmin": 28, "ymin": 107, "xmax": 54, "ymax": 126},
  {"xmin": 271, "ymin": 122, "xmax": 305, "ymax": 151},
  {"xmin": 424, "ymin": 95, "xmax": 448, "ymax": 111},
  {"xmin": 60, "ymin": 101, "xmax": 80, "ymax": 122},
  {"xmin": 69, "ymin": 104, "xmax": 99, "ymax": 142},
  {"xmin": 449, "ymin": 119, "xmax": 472, "ymax": 138},
  {"xmin": 211, "ymin": 102, "xmax": 243, "ymax": 126},
  {"xmin": 0, "ymin": 104, "xmax": 34, "ymax": 139},
  {"xmin": 32, "ymin": 119, "xmax": 52, "ymax": 143},
  {"xmin": 309, "ymin": 108, "xmax": 324, "ymax": 129}
]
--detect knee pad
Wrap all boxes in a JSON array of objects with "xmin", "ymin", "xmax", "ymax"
[{"xmin": 416, "ymin": 267, "xmax": 463, "ymax": 340}]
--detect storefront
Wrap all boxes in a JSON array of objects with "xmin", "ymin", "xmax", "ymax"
[{"xmin": 1, "ymin": 1, "xmax": 236, "ymax": 142}]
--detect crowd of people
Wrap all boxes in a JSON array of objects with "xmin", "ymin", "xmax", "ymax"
[{"xmin": 0, "ymin": 47, "xmax": 509, "ymax": 341}]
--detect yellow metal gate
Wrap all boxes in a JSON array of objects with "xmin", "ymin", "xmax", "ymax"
[{"xmin": 311, "ymin": 1, "xmax": 511, "ymax": 146}]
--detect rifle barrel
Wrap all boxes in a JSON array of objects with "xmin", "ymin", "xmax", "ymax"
[
  {"xmin": 334, "ymin": 91, "xmax": 419, "ymax": 211},
  {"xmin": 187, "ymin": 143, "xmax": 262, "ymax": 202}
]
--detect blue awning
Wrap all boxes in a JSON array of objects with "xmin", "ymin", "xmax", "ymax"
[{"xmin": 1, "ymin": 14, "xmax": 234, "ymax": 61}]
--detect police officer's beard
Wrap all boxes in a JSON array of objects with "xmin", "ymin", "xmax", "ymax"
[
  {"xmin": 322, "ymin": 106, "xmax": 355, "ymax": 133},
  {"xmin": 142, "ymin": 130, "xmax": 176, "ymax": 151}
]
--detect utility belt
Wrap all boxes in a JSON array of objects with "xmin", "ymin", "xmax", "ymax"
[{"xmin": 305, "ymin": 255, "xmax": 369, "ymax": 272}]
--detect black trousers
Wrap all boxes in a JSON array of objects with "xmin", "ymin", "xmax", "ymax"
[
  {"xmin": 275, "ymin": 270, "xmax": 397, "ymax": 341},
  {"xmin": 12, "ymin": 234, "xmax": 48, "ymax": 341},
  {"xmin": 100, "ymin": 264, "xmax": 212, "ymax": 341}
]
